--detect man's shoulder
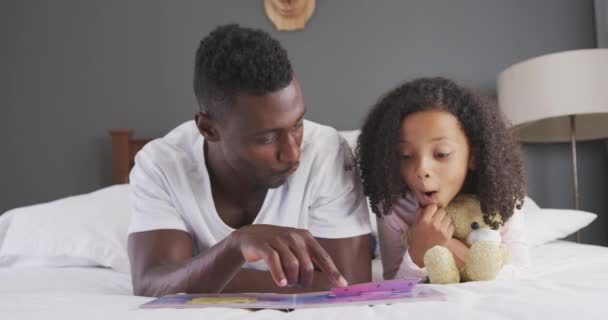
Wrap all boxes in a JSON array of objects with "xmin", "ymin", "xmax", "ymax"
[
  {"xmin": 300, "ymin": 120, "xmax": 357, "ymax": 176},
  {"xmin": 302, "ymin": 120, "xmax": 347, "ymax": 153},
  {"xmin": 135, "ymin": 121, "xmax": 201, "ymax": 169}
]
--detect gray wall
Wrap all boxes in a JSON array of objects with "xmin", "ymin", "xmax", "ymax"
[
  {"xmin": 597, "ymin": 0, "xmax": 608, "ymax": 47},
  {"xmin": 2, "ymin": 1, "xmax": 606, "ymax": 245}
]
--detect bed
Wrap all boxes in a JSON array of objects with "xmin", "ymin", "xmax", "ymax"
[{"xmin": 0, "ymin": 127, "xmax": 604, "ymax": 320}]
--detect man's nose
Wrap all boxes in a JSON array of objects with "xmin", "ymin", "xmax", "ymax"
[{"xmin": 278, "ymin": 132, "xmax": 300, "ymax": 163}]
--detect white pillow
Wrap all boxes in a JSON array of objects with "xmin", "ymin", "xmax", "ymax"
[
  {"xmin": 0, "ymin": 184, "xmax": 132, "ymax": 272},
  {"xmin": 521, "ymin": 197, "xmax": 597, "ymax": 246}
]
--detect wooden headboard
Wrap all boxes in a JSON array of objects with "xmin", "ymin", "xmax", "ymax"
[{"xmin": 110, "ymin": 130, "xmax": 151, "ymax": 184}]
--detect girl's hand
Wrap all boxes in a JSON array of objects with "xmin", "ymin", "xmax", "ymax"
[{"xmin": 408, "ymin": 204, "xmax": 454, "ymax": 267}]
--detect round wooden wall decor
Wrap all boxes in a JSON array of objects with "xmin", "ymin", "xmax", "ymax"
[{"xmin": 264, "ymin": 0, "xmax": 316, "ymax": 31}]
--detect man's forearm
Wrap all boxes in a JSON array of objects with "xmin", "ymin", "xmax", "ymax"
[
  {"xmin": 131, "ymin": 231, "xmax": 371, "ymax": 296},
  {"xmin": 135, "ymin": 236, "xmax": 244, "ymax": 297}
]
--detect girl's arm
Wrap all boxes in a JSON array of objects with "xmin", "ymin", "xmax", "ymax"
[
  {"xmin": 376, "ymin": 194, "xmax": 431, "ymax": 280},
  {"xmin": 377, "ymin": 213, "xmax": 429, "ymax": 280},
  {"xmin": 378, "ymin": 198, "xmax": 529, "ymax": 281},
  {"xmin": 445, "ymin": 238, "xmax": 468, "ymax": 270}
]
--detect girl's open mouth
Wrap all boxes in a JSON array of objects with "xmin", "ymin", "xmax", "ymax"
[{"xmin": 421, "ymin": 191, "xmax": 438, "ymax": 205}]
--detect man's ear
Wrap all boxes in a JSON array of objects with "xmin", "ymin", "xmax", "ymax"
[{"xmin": 194, "ymin": 112, "xmax": 220, "ymax": 142}]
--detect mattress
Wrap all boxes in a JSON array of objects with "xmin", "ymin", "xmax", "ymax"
[{"xmin": 1, "ymin": 240, "xmax": 607, "ymax": 320}]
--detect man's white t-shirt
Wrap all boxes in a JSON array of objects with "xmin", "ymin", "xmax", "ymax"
[{"xmin": 128, "ymin": 120, "xmax": 372, "ymax": 270}]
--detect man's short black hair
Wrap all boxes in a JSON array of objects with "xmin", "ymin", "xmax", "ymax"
[{"xmin": 193, "ymin": 24, "xmax": 293, "ymax": 115}]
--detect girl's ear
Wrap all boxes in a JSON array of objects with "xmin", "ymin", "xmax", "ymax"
[{"xmin": 468, "ymin": 154, "xmax": 476, "ymax": 170}]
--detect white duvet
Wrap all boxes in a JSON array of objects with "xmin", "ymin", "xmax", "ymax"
[{"xmin": 1, "ymin": 240, "xmax": 607, "ymax": 320}]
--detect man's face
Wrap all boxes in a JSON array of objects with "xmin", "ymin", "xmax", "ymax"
[{"xmin": 215, "ymin": 78, "xmax": 305, "ymax": 189}]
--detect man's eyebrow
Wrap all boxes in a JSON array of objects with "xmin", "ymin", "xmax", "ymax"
[{"xmin": 250, "ymin": 112, "xmax": 306, "ymax": 136}]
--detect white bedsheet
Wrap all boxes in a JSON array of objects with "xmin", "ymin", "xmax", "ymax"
[
  {"xmin": 1, "ymin": 241, "xmax": 607, "ymax": 320},
  {"xmin": 0, "ymin": 267, "xmax": 132, "ymax": 295}
]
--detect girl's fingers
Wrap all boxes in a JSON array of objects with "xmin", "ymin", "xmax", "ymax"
[{"xmin": 440, "ymin": 214, "xmax": 452, "ymax": 230}]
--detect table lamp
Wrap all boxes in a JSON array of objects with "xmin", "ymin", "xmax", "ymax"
[{"xmin": 497, "ymin": 48, "xmax": 608, "ymax": 242}]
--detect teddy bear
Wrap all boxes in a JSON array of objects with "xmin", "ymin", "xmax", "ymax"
[{"xmin": 405, "ymin": 194, "xmax": 511, "ymax": 284}]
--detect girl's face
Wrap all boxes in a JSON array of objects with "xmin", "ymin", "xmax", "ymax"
[{"xmin": 399, "ymin": 109, "xmax": 474, "ymax": 209}]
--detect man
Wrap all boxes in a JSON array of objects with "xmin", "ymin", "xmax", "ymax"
[{"xmin": 127, "ymin": 24, "xmax": 371, "ymax": 297}]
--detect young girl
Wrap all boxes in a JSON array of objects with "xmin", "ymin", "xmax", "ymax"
[{"xmin": 357, "ymin": 77, "xmax": 528, "ymax": 281}]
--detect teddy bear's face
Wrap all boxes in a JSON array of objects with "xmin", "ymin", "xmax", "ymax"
[{"xmin": 445, "ymin": 194, "xmax": 502, "ymax": 241}]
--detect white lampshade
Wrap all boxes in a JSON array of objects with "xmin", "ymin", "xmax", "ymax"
[{"xmin": 497, "ymin": 49, "xmax": 608, "ymax": 143}]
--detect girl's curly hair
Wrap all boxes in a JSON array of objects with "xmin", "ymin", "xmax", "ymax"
[{"xmin": 356, "ymin": 77, "xmax": 526, "ymax": 225}]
